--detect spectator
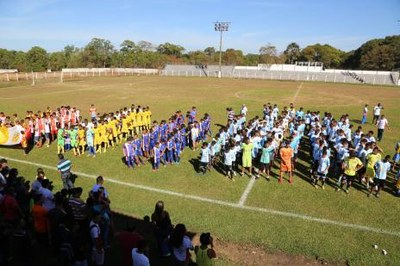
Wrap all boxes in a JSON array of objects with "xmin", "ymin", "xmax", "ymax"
[
  {"xmin": 170, "ymin": 223, "xmax": 193, "ymax": 266},
  {"xmin": 68, "ymin": 187, "xmax": 88, "ymax": 229},
  {"xmin": 39, "ymin": 179, "xmax": 55, "ymax": 211},
  {"xmin": 31, "ymin": 193, "xmax": 50, "ymax": 246},
  {"xmin": 116, "ymin": 222, "xmax": 144, "ymax": 266},
  {"xmin": 8, "ymin": 219, "xmax": 32, "ymax": 265},
  {"xmin": 90, "ymin": 212, "xmax": 105, "ymax": 266},
  {"xmin": 151, "ymin": 201, "xmax": 173, "ymax": 257},
  {"xmin": 131, "ymin": 239, "xmax": 150, "ymax": 266},
  {"xmin": 57, "ymin": 154, "xmax": 74, "ymax": 189},
  {"xmin": 31, "ymin": 169, "xmax": 45, "ymax": 194},
  {"xmin": 195, "ymin": 232, "xmax": 217, "ymax": 266},
  {"xmin": 92, "ymin": 176, "xmax": 109, "ymax": 199},
  {"xmin": 0, "ymin": 186, "xmax": 24, "ymax": 225},
  {"xmin": 48, "ymin": 193, "xmax": 68, "ymax": 249}
]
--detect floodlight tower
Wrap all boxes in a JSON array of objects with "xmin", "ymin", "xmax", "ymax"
[{"xmin": 214, "ymin": 21, "xmax": 230, "ymax": 78}]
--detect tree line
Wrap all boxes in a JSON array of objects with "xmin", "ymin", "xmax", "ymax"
[{"xmin": 0, "ymin": 35, "xmax": 399, "ymax": 72}]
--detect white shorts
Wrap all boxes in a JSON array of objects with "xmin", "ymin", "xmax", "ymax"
[{"xmin": 91, "ymin": 249, "xmax": 104, "ymax": 265}]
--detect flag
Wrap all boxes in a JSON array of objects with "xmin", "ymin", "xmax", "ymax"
[{"xmin": 0, "ymin": 126, "xmax": 23, "ymax": 146}]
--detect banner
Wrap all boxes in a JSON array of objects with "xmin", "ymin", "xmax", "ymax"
[{"xmin": 0, "ymin": 126, "xmax": 23, "ymax": 146}]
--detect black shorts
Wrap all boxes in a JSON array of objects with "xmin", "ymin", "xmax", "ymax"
[
  {"xmin": 317, "ymin": 172, "xmax": 327, "ymax": 179},
  {"xmin": 344, "ymin": 174, "xmax": 356, "ymax": 183},
  {"xmin": 260, "ymin": 162, "xmax": 270, "ymax": 170},
  {"xmin": 373, "ymin": 178, "xmax": 385, "ymax": 188},
  {"xmin": 200, "ymin": 162, "xmax": 208, "ymax": 168},
  {"xmin": 225, "ymin": 164, "xmax": 233, "ymax": 172}
]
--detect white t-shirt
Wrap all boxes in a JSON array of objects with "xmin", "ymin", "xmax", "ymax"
[
  {"xmin": 241, "ymin": 106, "xmax": 248, "ymax": 116},
  {"xmin": 131, "ymin": 248, "xmax": 150, "ymax": 266},
  {"xmin": 373, "ymin": 106, "xmax": 381, "ymax": 116},
  {"xmin": 200, "ymin": 148, "xmax": 210, "ymax": 163},
  {"xmin": 172, "ymin": 236, "xmax": 193, "ymax": 262},
  {"xmin": 318, "ymin": 156, "xmax": 330, "ymax": 174},
  {"xmin": 376, "ymin": 118, "xmax": 388, "ymax": 129},
  {"xmin": 375, "ymin": 161, "xmax": 391, "ymax": 180},
  {"xmin": 90, "ymin": 221, "xmax": 101, "ymax": 250}
]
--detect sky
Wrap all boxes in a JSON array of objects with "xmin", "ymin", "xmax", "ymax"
[{"xmin": 0, "ymin": 0, "xmax": 399, "ymax": 54}]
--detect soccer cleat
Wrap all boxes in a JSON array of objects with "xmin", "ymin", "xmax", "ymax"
[
  {"xmin": 314, "ymin": 184, "xmax": 319, "ymax": 189},
  {"xmin": 321, "ymin": 185, "xmax": 325, "ymax": 190}
]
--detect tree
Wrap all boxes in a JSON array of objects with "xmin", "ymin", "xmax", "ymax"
[
  {"xmin": 49, "ymin": 52, "xmax": 66, "ymax": 70},
  {"xmin": 243, "ymin": 53, "xmax": 260, "ymax": 66},
  {"xmin": 300, "ymin": 44, "xmax": 345, "ymax": 68},
  {"xmin": 223, "ymin": 49, "xmax": 244, "ymax": 65},
  {"xmin": 284, "ymin": 42, "xmax": 301, "ymax": 64},
  {"xmin": 26, "ymin": 46, "xmax": 49, "ymax": 71},
  {"xmin": 0, "ymin": 48, "xmax": 14, "ymax": 69},
  {"xmin": 137, "ymin": 41, "xmax": 154, "ymax": 52},
  {"xmin": 82, "ymin": 38, "xmax": 114, "ymax": 67},
  {"xmin": 259, "ymin": 44, "xmax": 278, "ymax": 64},
  {"xmin": 343, "ymin": 36, "xmax": 400, "ymax": 70},
  {"xmin": 157, "ymin": 42, "xmax": 185, "ymax": 57},
  {"xmin": 120, "ymin": 40, "xmax": 136, "ymax": 53},
  {"xmin": 11, "ymin": 51, "xmax": 27, "ymax": 72},
  {"xmin": 187, "ymin": 51, "xmax": 208, "ymax": 65},
  {"xmin": 204, "ymin": 47, "xmax": 216, "ymax": 57}
]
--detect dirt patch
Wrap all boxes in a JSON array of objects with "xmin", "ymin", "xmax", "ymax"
[
  {"xmin": 191, "ymin": 234, "xmax": 338, "ymax": 266},
  {"xmin": 113, "ymin": 210, "xmax": 341, "ymax": 266}
]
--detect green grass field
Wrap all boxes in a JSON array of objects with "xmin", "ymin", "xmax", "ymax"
[{"xmin": 1, "ymin": 76, "xmax": 399, "ymax": 265}]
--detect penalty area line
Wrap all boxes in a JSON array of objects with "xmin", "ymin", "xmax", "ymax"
[{"xmin": 2, "ymin": 155, "xmax": 400, "ymax": 238}]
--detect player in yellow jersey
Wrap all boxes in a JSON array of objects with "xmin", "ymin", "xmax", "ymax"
[
  {"xmin": 77, "ymin": 125, "xmax": 86, "ymax": 156},
  {"xmin": 94, "ymin": 124, "xmax": 102, "ymax": 154},
  {"xmin": 145, "ymin": 106, "xmax": 152, "ymax": 129},
  {"xmin": 121, "ymin": 115, "xmax": 129, "ymax": 141},
  {"xmin": 100, "ymin": 121, "xmax": 109, "ymax": 153},
  {"xmin": 137, "ymin": 109, "xmax": 144, "ymax": 131}
]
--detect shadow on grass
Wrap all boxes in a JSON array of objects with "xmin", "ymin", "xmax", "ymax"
[{"xmin": 29, "ymin": 211, "xmax": 198, "ymax": 266}]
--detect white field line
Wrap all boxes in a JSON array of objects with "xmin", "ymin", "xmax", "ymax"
[
  {"xmin": 238, "ymin": 176, "xmax": 256, "ymax": 206},
  {"xmin": 292, "ymin": 82, "xmax": 303, "ymax": 103},
  {"xmin": 2, "ymin": 155, "xmax": 400, "ymax": 238}
]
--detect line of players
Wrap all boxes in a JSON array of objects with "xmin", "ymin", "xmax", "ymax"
[
  {"xmin": 193, "ymin": 103, "xmax": 399, "ymax": 197},
  {"xmin": 122, "ymin": 107, "xmax": 212, "ymax": 170}
]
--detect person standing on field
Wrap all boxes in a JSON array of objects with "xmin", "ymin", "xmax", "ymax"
[
  {"xmin": 279, "ymin": 141, "xmax": 294, "ymax": 184},
  {"xmin": 361, "ymin": 104, "xmax": 368, "ymax": 124},
  {"xmin": 372, "ymin": 103, "xmax": 382, "ymax": 125},
  {"xmin": 368, "ymin": 155, "xmax": 391, "ymax": 198},
  {"xmin": 376, "ymin": 115, "xmax": 389, "ymax": 141},
  {"xmin": 57, "ymin": 153, "xmax": 74, "ymax": 189}
]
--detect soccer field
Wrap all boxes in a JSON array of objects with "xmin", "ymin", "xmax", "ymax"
[{"xmin": 1, "ymin": 76, "xmax": 399, "ymax": 265}]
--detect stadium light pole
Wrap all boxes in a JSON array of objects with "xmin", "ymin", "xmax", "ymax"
[{"xmin": 214, "ymin": 22, "xmax": 230, "ymax": 78}]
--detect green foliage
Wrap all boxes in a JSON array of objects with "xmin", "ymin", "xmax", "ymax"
[
  {"xmin": 157, "ymin": 42, "xmax": 185, "ymax": 57},
  {"xmin": 300, "ymin": 44, "xmax": 345, "ymax": 68},
  {"xmin": 82, "ymin": 38, "xmax": 115, "ymax": 67},
  {"xmin": 343, "ymin": 35, "xmax": 400, "ymax": 70},
  {"xmin": 26, "ymin": 46, "xmax": 49, "ymax": 71},
  {"xmin": 284, "ymin": 42, "xmax": 301, "ymax": 64},
  {"xmin": 1, "ymin": 35, "xmax": 399, "ymax": 71}
]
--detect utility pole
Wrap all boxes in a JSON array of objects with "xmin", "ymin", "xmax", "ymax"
[{"xmin": 214, "ymin": 21, "xmax": 230, "ymax": 78}]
